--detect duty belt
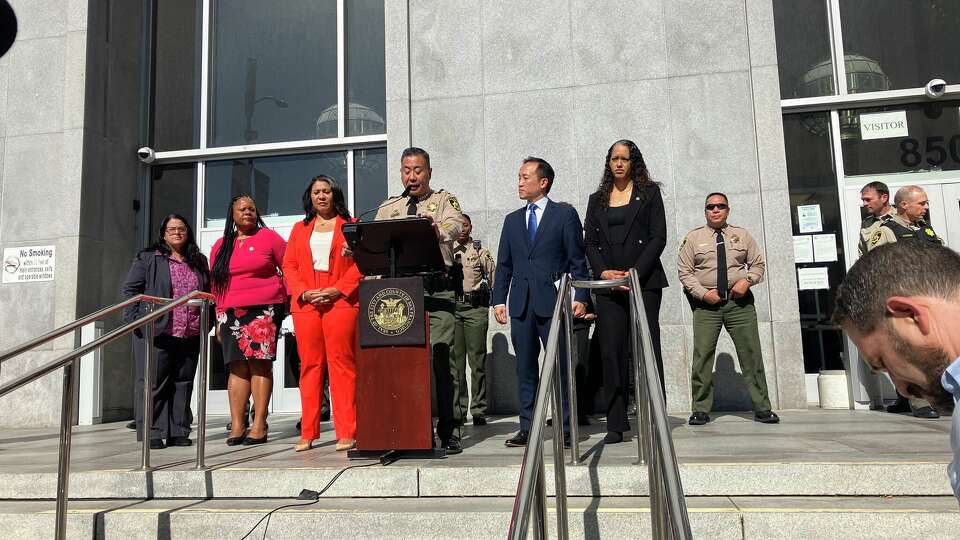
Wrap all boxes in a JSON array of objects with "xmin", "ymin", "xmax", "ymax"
[
  {"xmin": 423, "ymin": 272, "xmax": 456, "ymax": 294},
  {"xmin": 456, "ymin": 290, "xmax": 490, "ymax": 308}
]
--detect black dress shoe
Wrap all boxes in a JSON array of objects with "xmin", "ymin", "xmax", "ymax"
[
  {"xmin": 126, "ymin": 421, "xmax": 136, "ymax": 430},
  {"xmin": 912, "ymin": 406, "xmax": 940, "ymax": 419},
  {"xmin": 886, "ymin": 398, "xmax": 911, "ymax": 414},
  {"xmin": 505, "ymin": 430, "xmax": 529, "ymax": 447},
  {"xmin": 443, "ymin": 436, "xmax": 463, "ymax": 455},
  {"xmin": 688, "ymin": 412, "xmax": 710, "ymax": 425},
  {"xmin": 243, "ymin": 434, "xmax": 268, "ymax": 445},
  {"xmin": 472, "ymin": 415, "xmax": 487, "ymax": 426},
  {"xmin": 150, "ymin": 438, "xmax": 165, "ymax": 450},
  {"xmin": 167, "ymin": 436, "xmax": 192, "ymax": 447},
  {"xmin": 226, "ymin": 432, "xmax": 248, "ymax": 446},
  {"xmin": 754, "ymin": 410, "xmax": 780, "ymax": 424},
  {"xmin": 603, "ymin": 431, "xmax": 624, "ymax": 444}
]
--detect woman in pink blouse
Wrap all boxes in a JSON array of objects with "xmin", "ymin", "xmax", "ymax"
[{"xmin": 210, "ymin": 195, "xmax": 287, "ymax": 446}]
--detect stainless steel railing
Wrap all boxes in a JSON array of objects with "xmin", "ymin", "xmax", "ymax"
[
  {"xmin": 0, "ymin": 290, "xmax": 215, "ymax": 540},
  {"xmin": 507, "ymin": 268, "xmax": 691, "ymax": 539}
]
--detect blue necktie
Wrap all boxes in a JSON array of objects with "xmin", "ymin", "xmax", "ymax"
[{"xmin": 527, "ymin": 203, "xmax": 538, "ymax": 243}]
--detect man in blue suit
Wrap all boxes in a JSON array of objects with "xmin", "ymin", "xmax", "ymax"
[{"xmin": 493, "ymin": 157, "xmax": 590, "ymax": 447}]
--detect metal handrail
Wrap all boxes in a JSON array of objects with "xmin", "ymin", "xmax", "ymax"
[
  {"xmin": 0, "ymin": 290, "xmax": 215, "ymax": 540},
  {"xmin": 508, "ymin": 270, "xmax": 691, "ymax": 539},
  {"xmin": 0, "ymin": 293, "xmax": 166, "ymax": 376}
]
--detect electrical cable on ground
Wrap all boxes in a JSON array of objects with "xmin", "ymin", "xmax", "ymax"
[{"xmin": 239, "ymin": 460, "xmax": 382, "ymax": 540}]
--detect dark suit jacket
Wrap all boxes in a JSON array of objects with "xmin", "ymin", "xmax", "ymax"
[
  {"xmin": 492, "ymin": 199, "xmax": 590, "ymax": 319},
  {"xmin": 121, "ymin": 249, "xmax": 211, "ymax": 336},
  {"xmin": 583, "ymin": 184, "xmax": 668, "ymax": 290}
]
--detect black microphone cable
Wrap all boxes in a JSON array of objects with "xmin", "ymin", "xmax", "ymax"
[{"xmin": 238, "ymin": 460, "xmax": 382, "ymax": 540}]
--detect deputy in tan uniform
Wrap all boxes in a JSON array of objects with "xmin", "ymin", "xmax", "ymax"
[
  {"xmin": 866, "ymin": 185, "xmax": 943, "ymax": 419},
  {"xmin": 858, "ymin": 181, "xmax": 896, "ymax": 256},
  {"xmin": 678, "ymin": 192, "xmax": 778, "ymax": 426},
  {"xmin": 374, "ymin": 146, "xmax": 466, "ymax": 453},
  {"xmin": 452, "ymin": 214, "xmax": 495, "ymax": 426}
]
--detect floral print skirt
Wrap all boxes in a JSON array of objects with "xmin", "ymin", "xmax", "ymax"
[{"xmin": 216, "ymin": 303, "xmax": 286, "ymax": 366}]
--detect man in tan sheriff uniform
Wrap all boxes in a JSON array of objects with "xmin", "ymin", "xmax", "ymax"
[
  {"xmin": 374, "ymin": 146, "xmax": 466, "ymax": 453},
  {"xmin": 678, "ymin": 192, "xmax": 778, "ymax": 426},
  {"xmin": 866, "ymin": 184, "xmax": 943, "ymax": 419},
  {"xmin": 452, "ymin": 213, "xmax": 495, "ymax": 427},
  {"xmin": 858, "ymin": 181, "xmax": 896, "ymax": 256}
]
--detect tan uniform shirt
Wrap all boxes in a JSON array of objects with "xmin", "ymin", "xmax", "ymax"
[
  {"xmin": 858, "ymin": 208, "xmax": 895, "ymax": 256},
  {"xmin": 867, "ymin": 213, "xmax": 943, "ymax": 251},
  {"xmin": 374, "ymin": 188, "xmax": 465, "ymax": 267},
  {"xmin": 454, "ymin": 239, "xmax": 495, "ymax": 293},
  {"xmin": 677, "ymin": 224, "xmax": 765, "ymax": 301}
]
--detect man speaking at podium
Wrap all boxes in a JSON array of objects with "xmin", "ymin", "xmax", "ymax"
[{"xmin": 375, "ymin": 147, "xmax": 466, "ymax": 454}]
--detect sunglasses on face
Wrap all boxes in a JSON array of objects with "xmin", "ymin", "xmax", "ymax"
[{"xmin": 705, "ymin": 203, "xmax": 728, "ymax": 211}]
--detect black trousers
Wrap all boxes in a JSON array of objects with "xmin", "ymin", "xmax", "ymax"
[
  {"xmin": 134, "ymin": 333, "xmax": 201, "ymax": 440},
  {"xmin": 594, "ymin": 288, "xmax": 663, "ymax": 433}
]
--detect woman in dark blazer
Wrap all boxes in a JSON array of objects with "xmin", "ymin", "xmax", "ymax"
[
  {"xmin": 121, "ymin": 214, "xmax": 211, "ymax": 449},
  {"xmin": 583, "ymin": 139, "xmax": 668, "ymax": 444}
]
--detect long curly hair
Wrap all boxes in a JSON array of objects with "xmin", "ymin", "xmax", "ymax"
[
  {"xmin": 301, "ymin": 175, "xmax": 351, "ymax": 224},
  {"xmin": 595, "ymin": 139, "xmax": 657, "ymax": 209},
  {"xmin": 211, "ymin": 195, "xmax": 267, "ymax": 296}
]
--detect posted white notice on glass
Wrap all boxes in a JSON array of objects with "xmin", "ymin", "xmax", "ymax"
[
  {"xmin": 812, "ymin": 234, "xmax": 838, "ymax": 262},
  {"xmin": 797, "ymin": 267, "xmax": 830, "ymax": 290},
  {"xmin": 793, "ymin": 236, "xmax": 814, "ymax": 263},
  {"xmin": 797, "ymin": 205, "xmax": 823, "ymax": 233},
  {"xmin": 2, "ymin": 245, "xmax": 56, "ymax": 283},
  {"xmin": 859, "ymin": 110, "xmax": 909, "ymax": 141}
]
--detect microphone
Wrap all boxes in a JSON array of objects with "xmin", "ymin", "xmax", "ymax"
[{"xmin": 355, "ymin": 185, "xmax": 413, "ymax": 221}]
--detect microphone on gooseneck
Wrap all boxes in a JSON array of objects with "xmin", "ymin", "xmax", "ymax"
[{"xmin": 355, "ymin": 184, "xmax": 412, "ymax": 221}]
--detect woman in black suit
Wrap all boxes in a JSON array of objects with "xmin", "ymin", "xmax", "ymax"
[
  {"xmin": 584, "ymin": 139, "xmax": 668, "ymax": 444},
  {"xmin": 121, "ymin": 214, "xmax": 211, "ymax": 449}
]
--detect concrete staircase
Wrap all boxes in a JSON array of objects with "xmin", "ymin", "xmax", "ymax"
[{"xmin": 0, "ymin": 410, "xmax": 956, "ymax": 538}]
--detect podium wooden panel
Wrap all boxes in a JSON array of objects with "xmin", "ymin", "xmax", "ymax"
[{"xmin": 354, "ymin": 313, "xmax": 433, "ymax": 451}]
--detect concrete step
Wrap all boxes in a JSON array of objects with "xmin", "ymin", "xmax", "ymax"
[
  {"xmin": 1, "ymin": 496, "xmax": 958, "ymax": 539},
  {"xmin": 0, "ymin": 458, "xmax": 950, "ymax": 499}
]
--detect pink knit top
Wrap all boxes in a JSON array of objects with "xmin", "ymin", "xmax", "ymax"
[{"xmin": 210, "ymin": 227, "xmax": 287, "ymax": 309}]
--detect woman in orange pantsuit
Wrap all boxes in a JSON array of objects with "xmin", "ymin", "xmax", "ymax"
[{"xmin": 282, "ymin": 175, "xmax": 362, "ymax": 452}]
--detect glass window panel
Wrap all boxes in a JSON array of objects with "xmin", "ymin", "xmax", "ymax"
[
  {"xmin": 153, "ymin": 0, "xmax": 201, "ymax": 151},
  {"xmin": 841, "ymin": 100, "xmax": 960, "ymax": 176},
  {"xmin": 203, "ymin": 152, "xmax": 348, "ymax": 227},
  {"xmin": 345, "ymin": 0, "xmax": 386, "ymax": 136},
  {"xmin": 210, "ymin": 1, "xmax": 338, "ymax": 146},
  {"xmin": 782, "ymin": 112, "xmax": 846, "ymax": 372},
  {"xmin": 353, "ymin": 148, "xmax": 388, "ymax": 217},
  {"xmin": 840, "ymin": 0, "xmax": 960, "ymax": 93},
  {"xmin": 151, "ymin": 163, "xmax": 197, "ymax": 236},
  {"xmin": 773, "ymin": 0, "xmax": 834, "ymax": 98}
]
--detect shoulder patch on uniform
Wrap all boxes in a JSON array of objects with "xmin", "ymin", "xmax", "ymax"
[
  {"xmin": 449, "ymin": 196, "xmax": 461, "ymax": 212},
  {"xmin": 870, "ymin": 229, "xmax": 882, "ymax": 246}
]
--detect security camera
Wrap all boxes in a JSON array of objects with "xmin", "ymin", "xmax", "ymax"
[
  {"xmin": 137, "ymin": 146, "xmax": 156, "ymax": 164},
  {"xmin": 924, "ymin": 78, "xmax": 947, "ymax": 99}
]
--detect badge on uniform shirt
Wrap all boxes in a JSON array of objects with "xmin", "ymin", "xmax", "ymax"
[
  {"xmin": 730, "ymin": 234, "xmax": 740, "ymax": 243},
  {"xmin": 449, "ymin": 197, "xmax": 461, "ymax": 212},
  {"xmin": 390, "ymin": 209, "xmax": 401, "ymax": 217},
  {"xmin": 871, "ymin": 229, "xmax": 882, "ymax": 245},
  {"xmin": 427, "ymin": 202, "xmax": 438, "ymax": 212},
  {"xmin": 924, "ymin": 228, "xmax": 935, "ymax": 237}
]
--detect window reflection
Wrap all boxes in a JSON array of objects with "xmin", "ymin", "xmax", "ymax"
[
  {"xmin": 840, "ymin": 0, "xmax": 960, "ymax": 93},
  {"xmin": 773, "ymin": 0, "xmax": 834, "ymax": 98},
  {"xmin": 204, "ymin": 152, "xmax": 347, "ymax": 226},
  {"xmin": 211, "ymin": 0, "xmax": 338, "ymax": 146},
  {"xmin": 353, "ymin": 148, "xmax": 389, "ymax": 217},
  {"xmin": 345, "ymin": 0, "xmax": 387, "ymax": 136},
  {"xmin": 151, "ymin": 163, "xmax": 197, "ymax": 234}
]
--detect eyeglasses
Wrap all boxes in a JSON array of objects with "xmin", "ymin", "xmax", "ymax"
[
  {"xmin": 165, "ymin": 227, "xmax": 188, "ymax": 233},
  {"xmin": 705, "ymin": 204, "xmax": 728, "ymax": 211}
]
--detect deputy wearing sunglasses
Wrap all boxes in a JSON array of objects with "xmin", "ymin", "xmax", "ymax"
[{"xmin": 677, "ymin": 192, "xmax": 779, "ymax": 426}]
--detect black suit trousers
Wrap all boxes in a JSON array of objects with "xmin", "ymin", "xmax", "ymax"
[
  {"xmin": 134, "ymin": 333, "xmax": 201, "ymax": 440},
  {"xmin": 594, "ymin": 288, "xmax": 663, "ymax": 433}
]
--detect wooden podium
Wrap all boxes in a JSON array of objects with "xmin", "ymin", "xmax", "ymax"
[{"xmin": 342, "ymin": 218, "xmax": 447, "ymax": 460}]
